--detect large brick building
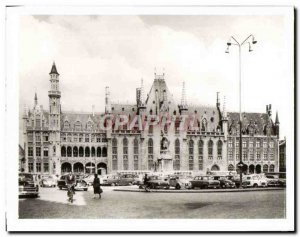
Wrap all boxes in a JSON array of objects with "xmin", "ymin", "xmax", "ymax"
[{"xmin": 22, "ymin": 63, "xmax": 281, "ymax": 175}]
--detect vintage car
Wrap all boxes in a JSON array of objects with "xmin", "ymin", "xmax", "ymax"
[
  {"xmin": 265, "ymin": 175, "xmax": 281, "ymax": 187},
  {"xmin": 188, "ymin": 176, "xmax": 220, "ymax": 189},
  {"xmin": 168, "ymin": 175, "xmax": 192, "ymax": 189},
  {"xmin": 146, "ymin": 175, "xmax": 170, "ymax": 189},
  {"xmin": 57, "ymin": 174, "xmax": 88, "ymax": 191},
  {"xmin": 40, "ymin": 175, "xmax": 56, "ymax": 187},
  {"xmin": 106, "ymin": 174, "xmax": 121, "ymax": 186},
  {"xmin": 19, "ymin": 173, "xmax": 39, "ymax": 197},
  {"xmin": 226, "ymin": 175, "xmax": 242, "ymax": 188},
  {"xmin": 213, "ymin": 176, "xmax": 236, "ymax": 189},
  {"xmin": 242, "ymin": 175, "xmax": 267, "ymax": 188}
]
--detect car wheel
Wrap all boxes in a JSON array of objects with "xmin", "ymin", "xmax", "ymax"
[
  {"xmin": 253, "ymin": 183, "xmax": 258, "ymax": 188},
  {"xmin": 175, "ymin": 184, "xmax": 181, "ymax": 190}
]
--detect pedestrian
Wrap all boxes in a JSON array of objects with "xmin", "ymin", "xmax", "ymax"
[{"xmin": 92, "ymin": 174, "xmax": 102, "ymax": 199}]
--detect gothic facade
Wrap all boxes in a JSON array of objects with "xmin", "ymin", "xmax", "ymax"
[{"xmin": 22, "ymin": 63, "xmax": 281, "ymax": 175}]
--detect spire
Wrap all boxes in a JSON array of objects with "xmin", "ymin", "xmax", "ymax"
[
  {"xmin": 181, "ymin": 81, "xmax": 187, "ymax": 106},
  {"xmin": 216, "ymin": 92, "xmax": 220, "ymax": 108},
  {"xmin": 49, "ymin": 61, "xmax": 59, "ymax": 75},
  {"xmin": 105, "ymin": 86, "xmax": 111, "ymax": 114},
  {"xmin": 140, "ymin": 78, "xmax": 145, "ymax": 106},
  {"xmin": 223, "ymin": 96, "xmax": 227, "ymax": 118},
  {"xmin": 275, "ymin": 111, "xmax": 280, "ymax": 124},
  {"xmin": 34, "ymin": 92, "xmax": 38, "ymax": 107}
]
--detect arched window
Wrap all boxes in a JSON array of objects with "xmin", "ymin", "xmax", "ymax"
[
  {"xmin": 61, "ymin": 146, "xmax": 66, "ymax": 157},
  {"xmin": 67, "ymin": 146, "xmax": 72, "ymax": 157},
  {"xmin": 91, "ymin": 147, "xmax": 95, "ymax": 157},
  {"xmin": 64, "ymin": 121, "xmax": 70, "ymax": 131},
  {"xmin": 228, "ymin": 164, "xmax": 234, "ymax": 171},
  {"xmin": 217, "ymin": 140, "xmax": 223, "ymax": 159},
  {"xmin": 86, "ymin": 121, "xmax": 93, "ymax": 131},
  {"xmin": 74, "ymin": 121, "xmax": 82, "ymax": 131},
  {"xmin": 112, "ymin": 138, "xmax": 118, "ymax": 170},
  {"xmin": 97, "ymin": 147, "xmax": 101, "ymax": 157},
  {"xmin": 79, "ymin": 147, "xmax": 84, "ymax": 157},
  {"xmin": 85, "ymin": 147, "xmax": 90, "ymax": 157},
  {"xmin": 123, "ymin": 138, "xmax": 128, "ymax": 170},
  {"xmin": 174, "ymin": 139, "xmax": 180, "ymax": 170},
  {"xmin": 188, "ymin": 140, "xmax": 194, "ymax": 171},
  {"xmin": 269, "ymin": 164, "xmax": 275, "ymax": 172},
  {"xmin": 208, "ymin": 140, "xmax": 213, "ymax": 159},
  {"xmin": 201, "ymin": 118, "xmax": 207, "ymax": 132},
  {"xmin": 73, "ymin": 146, "xmax": 78, "ymax": 157},
  {"xmin": 148, "ymin": 138, "xmax": 154, "ymax": 170},
  {"xmin": 134, "ymin": 138, "xmax": 139, "ymax": 170},
  {"xmin": 102, "ymin": 147, "xmax": 107, "ymax": 157},
  {"xmin": 263, "ymin": 164, "xmax": 268, "ymax": 173},
  {"xmin": 198, "ymin": 140, "xmax": 204, "ymax": 170}
]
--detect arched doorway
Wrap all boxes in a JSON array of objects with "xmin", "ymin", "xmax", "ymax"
[
  {"xmin": 211, "ymin": 165, "xmax": 220, "ymax": 171},
  {"xmin": 97, "ymin": 163, "xmax": 107, "ymax": 175},
  {"xmin": 242, "ymin": 164, "xmax": 248, "ymax": 174},
  {"xmin": 249, "ymin": 164, "xmax": 255, "ymax": 174},
  {"xmin": 256, "ymin": 164, "xmax": 261, "ymax": 174},
  {"xmin": 61, "ymin": 162, "xmax": 72, "ymax": 174},
  {"xmin": 85, "ymin": 162, "xmax": 95, "ymax": 174},
  {"xmin": 73, "ymin": 162, "xmax": 84, "ymax": 173}
]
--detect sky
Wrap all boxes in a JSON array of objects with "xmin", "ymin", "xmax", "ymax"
[{"xmin": 19, "ymin": 14, "xmax": 293, "ymax": 140}]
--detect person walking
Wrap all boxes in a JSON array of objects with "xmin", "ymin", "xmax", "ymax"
[{"xmin": 92, "ymin": 174, "xmax": 102, "ymax": 199}]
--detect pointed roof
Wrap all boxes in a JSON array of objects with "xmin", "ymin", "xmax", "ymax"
[
  {"xmin": 275, "ymin": 111, "xmax": 280, "ymax": 124},
  {"xmin": 34, "ymin": 92, "xmax": 37, "ymax": 101},
  {"xmin": 49, "ymin": 62, "xmax": 59, "ymax": 75}
]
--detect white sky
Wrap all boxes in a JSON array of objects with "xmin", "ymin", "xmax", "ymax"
[{"xmin": 19, "ymin": 15, "xmax": 293, "ymax": 140}]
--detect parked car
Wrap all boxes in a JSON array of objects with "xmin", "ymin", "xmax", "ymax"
[
  {"xmin": 265, "ymin": 175, "xmax": 280, "ymax": 187},
  {"xmin": 57, "ymin": 175, "xmax": 88, "ymax": 191},
  {"xmin": 213, "ymin": 176, "xmax": 236, "ymax": 189},
  {"xmin": 40, "ymin": 175, "xmax": 56, "ymax": 187},
  {"xmin": 83, "ymin": 174, "xmax": 95, "ymax": 186},
  {"xmin": 106, "ymin": 175, "xmax": 121, "ymax": 186},
  {"xmin": 146, "ymin": 175, "xmax": 170, "ymax": 189},
  {"xmin": 188, "ymin": 176, "xmax": 220, "ymax": 189},
  {"xmin": 132, "ymin": 174, "xmax": 144, "ymax": 186},
  {"xmin": 168, "ymin": 175, "xmax": 192, "ymax": 189},
  {"xmin": 19, "ymin": 173, "xmax": 39, "ymax": 197},
  {"xmin": 226, "ymin": 175, "xmax": 242, "ymax": 188},
  {"xmin": 242, "ymin": 175, "xmax": 267, "ymax": 188},
  {"xmin": 118, "ymin": 174, "xmax": 138, "ymax": 186}
]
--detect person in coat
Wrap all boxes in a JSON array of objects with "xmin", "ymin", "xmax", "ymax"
[{"xmin": 93, "ymin": 174, "xmax": 101, "ymax": 199}]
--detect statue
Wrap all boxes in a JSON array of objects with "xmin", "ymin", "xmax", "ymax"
[{"xmin": 161, "ymin": 137, "xmax": 169, "ymax": 151}]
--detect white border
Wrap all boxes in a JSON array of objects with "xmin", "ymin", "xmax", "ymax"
[{"xmin": 5, "ymin": 5, "xmax": 294, "ymax": 232}]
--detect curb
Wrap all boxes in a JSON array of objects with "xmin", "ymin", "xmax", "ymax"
[{"xmin": 113, "ymin": 187, "xmax": 285, "ymax": 193}]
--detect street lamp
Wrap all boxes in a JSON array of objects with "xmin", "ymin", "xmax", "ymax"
[{"xmin": 225, "ymin": 34, "xmax": 257, "ymax": 188}]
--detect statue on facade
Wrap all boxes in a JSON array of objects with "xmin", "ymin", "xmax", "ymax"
[{"xmin": 161, "ymin": 137, "xmax": 169, "ymax": 151}]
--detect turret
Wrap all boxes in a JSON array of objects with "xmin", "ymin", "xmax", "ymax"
[
  {"xmin": 178, "ymin": 81, "xmax": 188, "ymax": 115},
  {"xmin": 48, "ymin": 62, "xmax": 61, "ymax": 175},
  {"xmin": 34, "ymin": 92, "xmax": 38, "ymax": 107},
  {"xmin": 137, "ymin": 79, "xmax": 146, "ymax": 115},
  {"xmin": 275, "ymin": 111, "xmax": 280, "ymax": 138},
  {"xmin": 221, "ymin": 96, "xmax": 228, "ymax": 140}
]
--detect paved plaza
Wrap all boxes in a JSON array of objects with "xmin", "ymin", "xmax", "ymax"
[{"xmin": 19, "ymin": 186, "xmax": 286, "ymax": 219}]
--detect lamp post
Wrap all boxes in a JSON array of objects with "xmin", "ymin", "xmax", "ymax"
[{"xmin": 225, "ymin": 34, "xmax": 257, "ymax": 188}]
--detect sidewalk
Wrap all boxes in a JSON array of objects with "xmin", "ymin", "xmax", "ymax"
[{"xmin": 113, "ymin": 186, "xmax": 285, "ymax": 193}]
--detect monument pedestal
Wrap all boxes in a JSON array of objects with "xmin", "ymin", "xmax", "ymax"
[{"xmin": 158, "ymin": 151, "xmax": 173, "ymax": 173}]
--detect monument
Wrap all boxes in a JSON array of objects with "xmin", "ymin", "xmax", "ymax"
[{"xmin": 157, "ymin": 137, "xmax": 173, "ymax": 172}]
